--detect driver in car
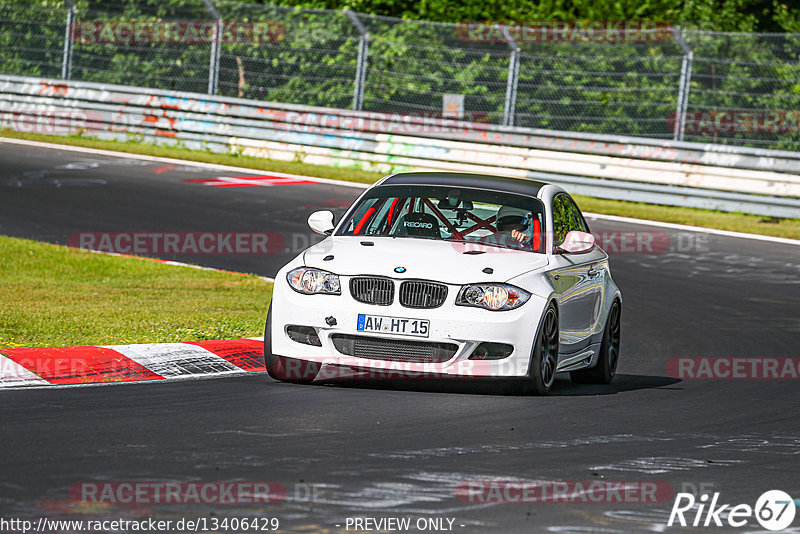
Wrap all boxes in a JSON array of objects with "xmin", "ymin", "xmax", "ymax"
[{"xmin": 481, "ymin": 205, "xmax": 535, "ymax": 250}]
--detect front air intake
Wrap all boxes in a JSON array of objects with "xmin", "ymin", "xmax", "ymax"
[
  {"xmin": 349, "ymin": 277, "xmax": 394, "ymax": 306},
  {"xmin": 330, "ymin": 334, "xmax": 457, "ymax": 363},
  {"xmin": 399, "ymin": 280, "xmax": 448, "ymax": 309}
]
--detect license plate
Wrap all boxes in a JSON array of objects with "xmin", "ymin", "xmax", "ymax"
[{"xmin": 357, "ymin": 314, "xmax": 430, "ymax": 338}]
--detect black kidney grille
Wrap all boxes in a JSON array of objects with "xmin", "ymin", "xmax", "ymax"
[
  {"xmin": 330, "ymin": 334, "xmax": 457, "ymax": 363},
  {"xmin": 350, "ymin": 277, "xmax": 394, "ymax": 305},
  {"xmin": 399, "ymin": 281, "xmax": 448, "ymax": 308}
]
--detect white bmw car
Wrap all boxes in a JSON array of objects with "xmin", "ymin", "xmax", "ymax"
[{"xmin": 265, "ymin": 172, "xmax": 621, "ymax": 394}]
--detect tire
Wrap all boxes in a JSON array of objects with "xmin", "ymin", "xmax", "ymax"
[
  {"xmin": 263, "ymin": 303, "xmax": 318, "ymax": 384},
  {"xmin": 571, "ymin": 299, "xmax": 621, "ymax": 385},
  {"xmin": 527, "ymin": 303, "xmax": 559, "ymax": 395}
]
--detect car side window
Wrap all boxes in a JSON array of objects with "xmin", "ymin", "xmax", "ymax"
[
  {"xmin": 552, "ymin": 194, "xmax": 572, "ymax": 245},
  {"xmin": 553, "ymin": 193, "xmax": 589, "ymax": 247},
  {"xmin": 565, "ymin": 196, "xmax": 589, "ymax": 233}
]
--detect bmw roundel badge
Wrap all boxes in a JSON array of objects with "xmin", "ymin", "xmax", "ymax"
[{"xmin": 394, "ymin": 266, "xmax": 406, "ymax": 273}]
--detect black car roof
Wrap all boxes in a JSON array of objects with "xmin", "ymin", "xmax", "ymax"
[{"xmin": 378, "ymin": 172, "xmax": 547, "ymax": 198}]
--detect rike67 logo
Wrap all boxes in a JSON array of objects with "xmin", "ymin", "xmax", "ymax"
[{"xmin": 668, "ymin": 490, "xmax": 795, "ymax": 530}]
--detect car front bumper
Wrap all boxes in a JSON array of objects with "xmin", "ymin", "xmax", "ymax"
[{"xmin": 269, "ymin": 275, "xmax": 550, "ymax": 379}]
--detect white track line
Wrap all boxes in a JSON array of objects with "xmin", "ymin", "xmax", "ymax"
[
  {"xmin": 584, "ymin": 213, "xmax": 800, "ymax": 246},
  {"xmin": 82, "ymin": 248, "xmax": 275, "ymax": 282},
  {"xmin": 3, "ymin": 136, "xmax": 798, "ymax": 246},
  {"xmin": 0, "ymin": 136, "xmax": 368, "ymax": 189}
]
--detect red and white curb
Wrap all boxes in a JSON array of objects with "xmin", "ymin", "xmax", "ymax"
[{"xmin": 0, "ymin": 337, "xmax": 265, "ymax": 388}]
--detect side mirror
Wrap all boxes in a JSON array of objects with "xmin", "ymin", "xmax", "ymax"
[
  {"xmin": 308, "ymin": 210, "xmax": 335, "ymax": 235},
  {"xmin": 556, "ymin": 230, "xmax": 596, "ymax": 254}
]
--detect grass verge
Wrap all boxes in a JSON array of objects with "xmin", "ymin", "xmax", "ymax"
[
  {"xmin": 0, "ymin": 235, "xmax": 271, "ymax": 349},
  {"xmin": 2, "ymin": 130, "xmax": 799, "ymax": 239}
]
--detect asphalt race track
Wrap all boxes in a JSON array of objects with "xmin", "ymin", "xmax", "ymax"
[{"xmin": 1, "ymin": 140, "xmax": 799, "ymax": 533}]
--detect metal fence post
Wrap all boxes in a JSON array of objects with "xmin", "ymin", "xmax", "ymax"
[
  {"xmin": 674, "ymin": 29, "xmax": 693, "ymax": 141},
  {"xmin": 346, "ymin": 10, "xmax": 369, "ymax": 111},
  {"xmin": 503, "ymin": 48, "xmax": 520, "ymax": 127},
  {"xmin": 61, "ymin": 0, "xmax": 76, "ymax": 80},
  {"xmin": 355, "ymin": 34, "xmax": 369, "ymax": 111},
  {"xmin": 500, "ymin": 25, "xmax": 520, "ymax": 127},
  {"xmin": 201, "ymin": 0, "xmax": 221, "ymax": 95}
]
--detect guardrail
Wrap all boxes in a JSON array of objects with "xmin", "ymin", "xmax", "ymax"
[{"xmin": 1, "ymin": 74, "xmax": 799, "ymax": 218}]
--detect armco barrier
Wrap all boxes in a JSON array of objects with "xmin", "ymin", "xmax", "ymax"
[{"xmin": 1, "ymin": 74, "xmax": 799, "ymax": 218}]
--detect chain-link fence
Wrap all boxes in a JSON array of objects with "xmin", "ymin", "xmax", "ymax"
[{"xmin": 2, "ymin": 0, "xmax": 800, "ymax": 151}]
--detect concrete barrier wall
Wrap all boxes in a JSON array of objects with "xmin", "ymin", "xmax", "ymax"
[{"xmin": 1, "ymin": 74, "xmax": 798, "ymax": 218}]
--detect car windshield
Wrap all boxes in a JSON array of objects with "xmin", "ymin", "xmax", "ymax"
[{"xmin": 336, "ymin": 185, "xmax": 546, "ymax": 253}]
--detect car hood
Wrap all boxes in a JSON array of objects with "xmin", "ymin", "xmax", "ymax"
[{"xmin": 303, "ymin": 236, "xmax": 549, "ymax": 284}]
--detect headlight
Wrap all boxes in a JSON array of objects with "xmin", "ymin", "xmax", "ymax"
[
  {"xmin": 287, "ymin": 267, "xmax": 341, "ymax": 295},
  {"xmin": 456, "ymin": 283, "xmax": 530, "ymax": 311}
]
